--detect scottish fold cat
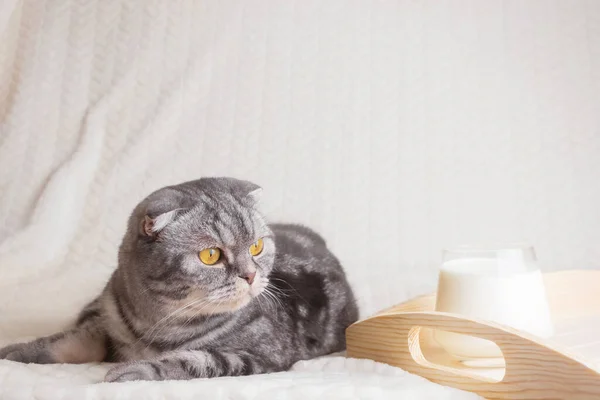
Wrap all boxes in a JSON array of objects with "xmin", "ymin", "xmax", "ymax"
[{"xmin": 0, "ymin": 177, "xmax": 358, "ymax": 382}]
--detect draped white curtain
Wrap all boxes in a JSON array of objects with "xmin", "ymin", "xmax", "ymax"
[{"xmin": 0, "ymin": 0, "xmax": 599, "ymax": 327}]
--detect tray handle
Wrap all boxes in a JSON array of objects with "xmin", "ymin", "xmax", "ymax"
[
  {"xmin": 405, "ymin": 324, "xmax": 502, "ymax": 383},
  {"xmin": 347, "ymin": 310, "xmax": 600, "ymax": 399}
]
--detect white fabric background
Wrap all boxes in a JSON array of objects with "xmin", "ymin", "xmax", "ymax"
[{"xmin": 0, "ymin": 0, "xmax": 598, "ymax": 398}]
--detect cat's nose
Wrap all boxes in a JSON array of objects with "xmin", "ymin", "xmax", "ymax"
[{"xmin": 239, "ymin": 271, "xmax": 256, "ymax": 285}]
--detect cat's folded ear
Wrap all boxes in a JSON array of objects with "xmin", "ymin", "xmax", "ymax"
[
  {"xmin": 138, "ymin": 188, "xmax": 193, "ymax": 239},
  {"xmin": 244, "ymin": 186, "xmax": 262, "ymax": 206},
  {"xmin": 225, "ymin": 178, "xmax": 263, "ymax": 206},
  {"xmin": 141, "ymin": 209, "xmax": 183, "ymax": 238}
]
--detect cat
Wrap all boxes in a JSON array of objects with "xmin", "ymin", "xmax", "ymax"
[{"xmin": 0, "ymin": 177, "xmax": 359, "ymax": 382}]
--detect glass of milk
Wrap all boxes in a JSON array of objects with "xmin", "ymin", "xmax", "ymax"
[{"xmin": 434, "ymin": 245, "xmax": 554, "ymax": 363}]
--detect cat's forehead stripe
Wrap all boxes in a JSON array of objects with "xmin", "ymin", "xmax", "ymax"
[
  {"xmin": 202, "ymin": 193, "xmax": 256, "ymax": 240},
  {"xmin": 215, "ymin": 219, "xmax": 236, "ymax": 246}
]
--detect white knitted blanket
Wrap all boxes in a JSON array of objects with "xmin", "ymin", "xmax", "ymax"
[{"xmin": 1, "ymin": 0, "xmax": 599, "ymax": 398}]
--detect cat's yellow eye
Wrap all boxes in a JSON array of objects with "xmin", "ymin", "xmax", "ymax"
[
  {"xmin": 199, "ymin": 248, "xmax": 221, "ymax": 265},
  {"xmin": 249, "ymin": 238, "xmax": 264, "ymax": 256}
]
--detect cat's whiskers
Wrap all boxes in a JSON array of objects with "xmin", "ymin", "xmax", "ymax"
[
  {"xmin": 255, "ymin": 294, "xmax": 266, "ymax": 314},
  {"xmin": 270, "ymin": 284, "xmax": 287, "ymax": 305},
  {"xmin": 142, "ymin": 280, "xmax": 276, "ymax": 347},
  {"xmin": 209, "ymin": 285, "xmax": 234, "ymax": 298},
  {"xmin": 208, "ymin": 290, "xmax": 234, "ymax": 303},
  {"xmin": 258, "ymin": 293, "xmax": 273, "ymax": 312},
  {"xmin": 265, "ymin": 292, "xmax": 279, "ymax": 312},
  {"xmin": 268, "ymin": 277, "xmax": 308, "ymax": 302},
  {"xmin": 142, "ymin": 297, "xmax": 219, "ymax": 351},
  {"xmin": 140, "ymin": 297, "xmax": 209, "ymax": 346},
  {"xmin": 254, "ymin": 284, "xmax": 272, "ymax": 310},
  {"xmin": 261, "ymin": 287, "xmax": 284, "ymax": 311},
  {"xmin": 174, "ymin": 300, "xmax": 223, "ymax": 345},
  {"xmin": 144, "ymin": 303, "xmax": 208, "ymax": 347},
  {"xmin": 266, "ymin": 283, "xmax": 289, "ymax": 298},
  {"xmin": 173, "ymin": 298, "xmax": 228, "ymax": 345}
]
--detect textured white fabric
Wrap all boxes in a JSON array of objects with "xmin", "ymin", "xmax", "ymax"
[
  {"xmin": 0, "ymin": 356, "xmax": 484, "ymax": 400},
  {"xmin": 0, "ymin": 0, "xmax": 599, "ymax": 398}
]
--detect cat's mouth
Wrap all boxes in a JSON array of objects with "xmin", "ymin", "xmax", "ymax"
[{"xmin": 198, "ymin": 277, "xmax": 266, "ymax": 313}]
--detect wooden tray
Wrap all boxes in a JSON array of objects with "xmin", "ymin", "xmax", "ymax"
[{"xmin": 346, "ymin": 270, "xmax": 600, "ymax": 399}]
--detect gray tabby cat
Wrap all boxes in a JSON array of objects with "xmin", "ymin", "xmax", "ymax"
[{"xmin": 0, "ymin": 177, "xmax": 358, "ymax": 382}]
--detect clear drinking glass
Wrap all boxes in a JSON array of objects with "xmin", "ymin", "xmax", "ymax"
[{"xmin": 434, "ymin": 245, "xmax": 554, "ymax": 363}]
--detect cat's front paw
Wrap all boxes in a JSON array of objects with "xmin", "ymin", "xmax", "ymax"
[
  {"xmin": 0, "ymin": 341, "xmax": 55, "ymax": 364},
  {"xmin": 105, "ymin": 362, "xmax": 161, "ymax": 382},
  {"xmin": 0, "ymin": 344, "xmax": 23, "ymax": 361}
]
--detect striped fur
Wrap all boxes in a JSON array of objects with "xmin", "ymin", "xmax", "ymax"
[{"xmin": 0, "ymin": 178, "xmax": 359, "ymax": 382}]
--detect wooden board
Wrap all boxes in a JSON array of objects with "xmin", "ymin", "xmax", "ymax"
[{"xmin": 346, "ymin": 270, "xmax": 600, "ymax": 400}]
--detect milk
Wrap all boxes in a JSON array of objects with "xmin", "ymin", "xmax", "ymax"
[{"xmin": 434, "ymin": 257, "xmax": 554, "ymax": 359}]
